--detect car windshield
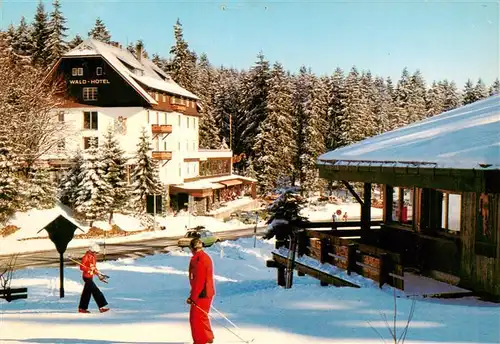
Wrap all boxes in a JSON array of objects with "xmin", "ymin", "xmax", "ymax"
[{"xmin": 186, "ymin": 232, "xmax": 200, "ymax": 238}]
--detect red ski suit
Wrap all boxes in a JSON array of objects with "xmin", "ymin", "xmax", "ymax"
[
  {"xmin": 80, "ymin": 251, "xmax": 97, "ymax": 279},
  {"xmin": 189, "ymin": 250, "xmax": 215, "ymax": 344}
]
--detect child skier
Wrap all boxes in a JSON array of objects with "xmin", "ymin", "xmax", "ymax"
[{"xmin": 78, "ymin": 243, "xmax": 110, "ymax": 313}]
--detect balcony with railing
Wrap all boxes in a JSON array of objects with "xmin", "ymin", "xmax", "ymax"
[
  {"xmin": 151, "ymin": 124, "xmax": 173, "ymax": 134},
  {"xmin": 152, "ymin": 151, "xmax": 172, "ymax": 160}
]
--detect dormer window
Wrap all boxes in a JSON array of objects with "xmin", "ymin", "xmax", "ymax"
[
  {"xmin": 96, "ymin": 67, "xmax": 103, "ymax": 76},
  {"xmin": 72, "ymin": 67, "xmax": 83, "ymax": 76}
]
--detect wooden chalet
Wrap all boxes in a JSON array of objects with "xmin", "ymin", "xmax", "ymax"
[{"xmin": 269, "ymin": 95, "xmax": 500, "ymax": 300}]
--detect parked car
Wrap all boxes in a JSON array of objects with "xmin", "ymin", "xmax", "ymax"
[{"xmin": 177, "ymin": 227, "xmax": 221, "ymax": 248}]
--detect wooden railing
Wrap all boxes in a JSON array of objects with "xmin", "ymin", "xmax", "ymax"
[
  {"xmin": 152, "ymin": 151, "xmax": 172, "ymax": 160},
  {"xmin": 151, "ymin": 124, "xmax": 172, "ymax": 134}
]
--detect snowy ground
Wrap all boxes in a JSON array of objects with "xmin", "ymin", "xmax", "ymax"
[{"xmin": 1, "ymin": 238, "xmax": 499, "ymax": 344}]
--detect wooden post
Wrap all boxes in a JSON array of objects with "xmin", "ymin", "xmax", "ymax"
[
  {"xmin": 320, "ymin": 238, "xmax": 329, "ymax": 264},
  {"xmin": 277, "ymin": 267, "xmax": 286, "ymax": 287},
  {"xmin": 59, "ymin": 252, "xmax": 64, "ymax": 298},
  {"xmin": 347, "ymin": 243, "xmax": 358, "ymax": 275},
  {"xmin": 362, "ymin": 183, "xmax": 372, "ymax": 232},
  {"xmin": 383, "ymin": 185, "xmax": 393, "ymax": 223},
  {"xmin": 379, "ymin": 253, "xmax": 388, "ymax": 289}
]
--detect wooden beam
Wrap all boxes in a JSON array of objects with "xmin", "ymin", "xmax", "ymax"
[
  {"xmin": 299, "ymin": 220, "xmax": 383, "ymax": 229},
  {"xmin": 383, "ymin": 185, "xmax": 393, "ymax": 223},
  {"xmin": 342, "ymin": 180, "xmax": 364, "ymax": 206},
  {"xmin": 362, "ymin": 183, "xmax": 372, "ymax": 231}
]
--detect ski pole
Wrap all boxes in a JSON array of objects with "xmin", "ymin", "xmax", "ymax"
[
  {"xmin": 210, "ymin": 305, "xmax": 240, "ymax": 330},
  {"xmin": 191, "ymin": 302, "xmax": 254, "ymax": 343}
]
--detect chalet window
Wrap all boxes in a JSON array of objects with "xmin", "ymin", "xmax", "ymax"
[
  {"xmin": 83, "ymin": 136, "xmax": 98, "ymax": 150},
  {"xmin": 72, "ymin": 68, "xmax": 78, "ymax": 76},
  {"xmin": 83, "ymin": 111, "xmax": 98, "ymax": 130},
  {"xmin": 441, "ymin": 193, "xmax": 461, "ymax": 232},
  {"xmin": 156, "ymin": 112, "xmax": 159, "ymax": 124},
  {"xmin": 187, "ymin": 116, "xmax": 190, "ymax": 129},
  {"xmin": 164, "ymin": 112, "xmax": 168, "ymax": 124},
  {"xmin": 178, "ymin": 141, "xmax": 181, "ymax": 151},
  {"xmin": 187, "ymin": 163, "xmax": 190, "ymax": 174},
  {"xmin": 163, "ymin": 94, "xmax": 166, "ymax": 102},
  {"xmin": 155, "ymin": 92, "xmax": 159, "ymax": 101},
  {"xmin": 57, "ymin": 111, "xmax": 65, "ymax": 122},
  {"xmin": 163, "ymin": 141, "xmax": 167, "ymax": 151},
  {"xmin": 178, "ymin": 163, "xmax": 182, "ymax": 177},
  {"xmin": 187, "ymin": 100, "xmax": 190, "ymax": 107},
  {"xmin": 96, "ymin": 67, "xmax": 103, "ymax": 76},
  {"xmin": 171, "ymin": 96, "xmax": 176, "ymax": 104},
  {"xmin": 83, "ymin": 87, "xmax": 98, "ymax": 101},
  {"xmin": 57, "ymin": 139, "xmax": 65, "ymax": 152},
  {"xmin": 178, "ymin": 114, "xmax": 181, "ymax": 126},
  {"xmin": 391, "ymin": 187, "xmax": 414, "ymax": 225},
  {"xmin": 180, "ymin": 98, "xmax": 185, "ymax": 105}
]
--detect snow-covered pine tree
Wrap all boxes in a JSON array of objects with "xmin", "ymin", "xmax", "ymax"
[
  {"xmin": 407, "ymin": 70, "xmax": 427, "ymax": 122},
  {"xmin": 236, "ymin": 52, "xmax": 270, "ymax": 161},
  {"xmin": 462, "ymin": 79, "xmax": 476, "ymax": 105},
  {"xmin": 26, "ymin": 167, "xmax": 56, "ymax": 210},
  {"xmin": 152, "ymin": 53, "xmax": 169, "ymax": 72},
  {"xmin": 490, "ymin": 78, "xmax": 500, "ymax": 96},
  {"xmin": 102, "ymin": 125, "xmax": 129, "ymax": 223},
  {"xmin": 253, "ymin": 61, "xmax": 295, "ymax": 194},
  {"xmin": 46, "ymin": 0, "xmax": 68, "ymax": 66},
  {"xmin": 75, "ymin": 138, "xmax": 114, "ymax": 225},
  {"xmin": 394, "ymin": 67, "xmax": 412, "ymax": 127},
  {"xmin": 473, "ymin": 78, "xmax": 489, "ymax": 101},
  {"xmin": 299, "ymin": 74, "xmax": 328, "ymax": 195},
  {"xmin": 373, "ymin": 76, "xmax": 394, "ymax": 133},
  {"xmin": 12, "ymin": 17, "xmax": 34, "ymax": 57},
  {"xmin": 0, "ymin": 131, "xmax": 21, "ymax": 224},
  {"xmin": 195, "ymin": 54, "xmax": 221, "ymax": 149},
  {"xmin": 58, "ymin": 148, "xmax": 84, "ymax": 207},
  {"xmin": 31, "ymin": 1, "xmax": 49, "ymax": 66},
  {"xmin": 426, "ymin": 81, "xmax": 446, "ymax": 117},
  {"xmin": 130, "ymin": 128, "xmax": 162, "ymax": 214},
  {"xmin": 386, "ymin": 76, "xmax": 395, "ymax": 102},
  {"xmin": 6, "ymin": 24, "xmax": 16, "ymax": 47},
  {"xmin": 326, "ymin": 67, "xmax": 345, "ymax": 150},
  {"xmin": 67, "ymin": 34, "xmax": 83, "ymax": 49},
  {"xmin": 338, "ymin": 66, "xmax": 368, "ymax": 145},
  {"xmin": 168, "ymin": 19, "xmax": 197, "ymax": 90},
  {"xmin": 442, "ymin": 80, "xmax": 461, "ymax": 111},
  {"xmin": 88, "ymin": 18, "xmax": 111, "ymax": 43},
  {"xmin": 360, "ymin": 70, "xmax": 377, "ymax": 137}
]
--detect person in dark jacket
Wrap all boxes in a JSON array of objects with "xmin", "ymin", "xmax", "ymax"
[
  {"xmin": 187, "ymin": 238, "xmax": 215, "ymax": 344},
  {"xmin": 78, "ymin": 243, "xmax": 109, "ymax": 313}
]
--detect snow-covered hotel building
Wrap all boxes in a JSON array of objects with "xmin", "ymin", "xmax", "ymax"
[{"xmin": 43, "ymin": 39, "xmax": 256, "ymax": 213}]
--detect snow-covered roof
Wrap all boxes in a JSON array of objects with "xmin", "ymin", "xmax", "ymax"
[
  {"xmin": 63, "ymin": 39, "xmax": 199, "ymax": 104},
  {"xmin": 318, "ymin": 95, "xmax": 500, "ymax": 170}
]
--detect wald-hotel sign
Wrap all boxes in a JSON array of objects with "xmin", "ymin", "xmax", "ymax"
[{"xmin": 69, "ymin": 79, "xmax": 110, "ymax": 85}]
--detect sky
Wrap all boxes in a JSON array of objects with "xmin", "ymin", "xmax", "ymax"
[{"xmin": 0, "ymin": 0, "xmax": 499, "ymax": 88}]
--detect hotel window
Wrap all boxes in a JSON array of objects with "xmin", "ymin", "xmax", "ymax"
[
  {"xmin": 187, "ymin": 116, "xmax": 190, "ymax": 129},
  {"xmin": 192, "ymin": 101, "xmax": 195, "ymax": 109},
  {"xmin": 83, "ymin": 111, "xmax": 98, "ymax": 130},
  {"xmin": 156, "ymin": 111, "xmax": 159, "ymax": 124},
  {"xmin": 57, "ymin": 111, "xmax": 65, "ymax": 122},
  {"xmin": 178, "ymin": 141, "xmax": 181, "ymax": 151},
  {"xmin": 83, "ymin": 87, "xmax": 98, "ymax": 101},
  {"xmin": 171, "ymin": 96, "xmax": 176, "ymax": 104},
  {"xmin": 83, "ymin": 136, "xmax": 98, "ymax": 150},
  {"xmin": 155, "ymin": 92, "xmax": 159, "ymax": 101},
  {"xmin": 72, "ymin": 67, "xmax": 84, "ymax": 76},
  {"xmin": 178, "ymin": 114, "xmax": 181, "ymax": 126},
  {"xmin": 96, "ymin": 67, "xmax": 103, "ymax": 76},
  {"xmin": 178, "ymin": 163, "xmax": 182, "ymax": 177},
  {"xmin": 441, "ymin": 192, "xmax": 462, "ymax": 232},
  {"xmin": 162, "ymin": 94, "xmax": 166, "ymax": 102},
  {"xmin": 164, "ymin": 112, "xmax": 168, "ymax": 124},
  {"xmin": 146, "ymin": 110, "xmax": 150, "ymax": 123},
  {"xmin": 192, "ymin": 141, "xmax": 195, "ymax": 150},
  {"xmin": 187, "ymin": 164, "xmax": 190, "ymax": 174},
  {"xmin": 164, "ymin": 141, "xmax": 167, "ymax": 151}
]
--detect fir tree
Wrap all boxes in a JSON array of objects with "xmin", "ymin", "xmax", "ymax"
[
  {"xmin": 75, "ymin": 139, "xmax": 114, "ymax": 225},
  {"xmin": 168, "ymin": 19, "xmax": 196, "ymax": 90},
  {"xmin": 195, "ymin": 54, "xmax": 220, "ymax": 148},
  {"xmin": 463, "ymin": 79, "xmax": 476, "ymax": 105},
  {"xmin": 58, "ymin": 149, "xmax": 83, "ymax": 207},
  {"xmin": 102, "ymin": 126, "xmax": 128, "ymax": 223},
  {"xmin": 373, "ymin": 76, "xmax": 394, "ymax": 133},
  {"xmin": 130, "ymin": 128, "xmax": 162, "ymax": 214},
  {"xmin": 253, "ymin": 61, "xmax": 295, "ymax": 194},
  {"xmin": 12, "ymin": 17, "xmax": 34, "ymax": 57},
  {"xmin": 67, "ymin": 34, "xmax": 83, "ymax": 49},
  {"xmin": 26, "ymin": 167, "xmax": 56, "ymax": 209},
  {"xmin": 326, "ymin": 67, "xmax": 345, "ymax": 150},
  {"xmin": 6, "ymin": 24, "xmax": 16, "ymax": 47},
  {"xmin": 442, "ymin": 80, "xmax": 461, "ymax": 111},
  {"xmin": 0, "ymin": 131, "xmax": 21, "ymax": 223},
  {"xmin": 474, "ymin": 78, "xmax": 489, "ymax": 101},
  {"xmin": 394, "ymin": 67, "xmax": 412, "ymax": 127},
  {"xmin": 46, "ymin": 0, "xmax": 68, "ymax": 65},
  {"xmin": 407, "ymin": 70, "xmax": 427, "ymax": 122},
  {"xmin": 237, "ymin": 52, "xmax": 270, "ymax": 160},
  {"xmin": 88, "ymin": 17, "xmax": 111, "ymax": 43},
  {"xmin": 426, "ymin": 81, "xmax": 446, "ymax": 117},
  {"xmin": 490, "ymin": 78, "xmax": 500, "ymax": 96},
  {"xmin": 32, "ymin": 1, "xmax": 49, "ymax": 66}
]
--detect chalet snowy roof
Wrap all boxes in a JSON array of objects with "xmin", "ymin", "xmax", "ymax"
[
  {"xmin": 64, "ymin": 39, "xmax": 199, "ymax": 103},
  {"xmin": 318, "ymin": 95, "xmax": 500, "ymax": 170}
]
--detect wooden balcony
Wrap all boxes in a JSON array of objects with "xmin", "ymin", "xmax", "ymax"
[
  {"xmin": 152, "ymin": 151, "xmax": 172, "ymax": 160},
  {"xmin": 171, "ymin": 104, "xmax": 187, "ymax": 113},
  {"xmin": 151, "ymin": 124, "xmax": 173, "ymax": 134}
]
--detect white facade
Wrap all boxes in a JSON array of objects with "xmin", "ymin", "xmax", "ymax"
[{"xmin": 46, "ymin": 106, "xmax": 224, "ymax": 186}]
